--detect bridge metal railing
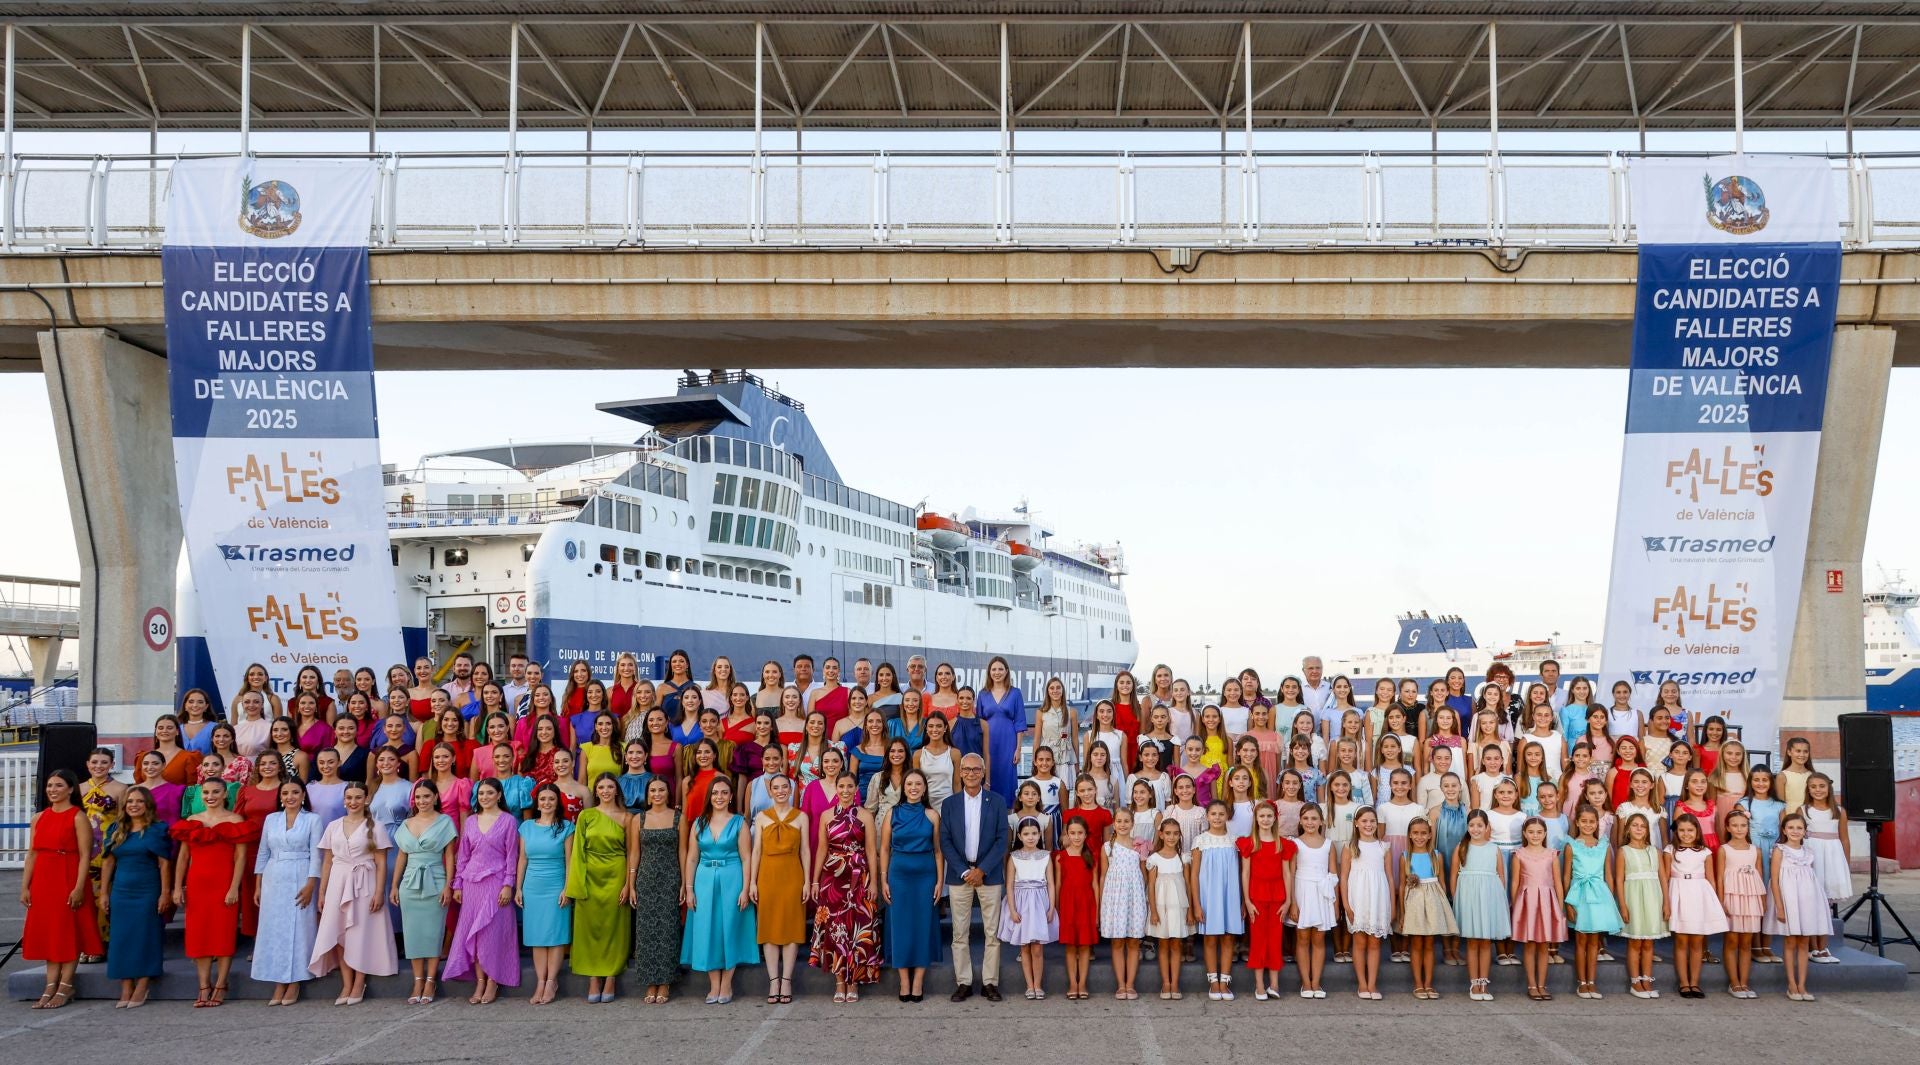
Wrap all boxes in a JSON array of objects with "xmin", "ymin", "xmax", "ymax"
[
  {"xmin": 0, "ymin": 573, "xmax": 80, "ymax": 640},
  {"xmin": 0, "ymin": 149, "xmax": 1911, "ymax": 250}
]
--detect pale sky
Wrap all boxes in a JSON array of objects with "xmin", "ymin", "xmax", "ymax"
[{"xmin": 1, "ymin": 125, "xmax": 1916, "ymax": 685}]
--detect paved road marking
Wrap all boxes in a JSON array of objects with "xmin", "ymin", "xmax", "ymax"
[
  {"xmin": 720, "ymin": 1000, "xmax": 791, "ymax": 1065},
  {"xmin": 0, "ymin": 1002, "xmax": 104, "ymax": 1041},
  {"xmin": 1504, "ymin": 1015, "xmax": 1593, "ymax": 1065},
  {"xmin": 1831, "ymin": 1001, "xmax": 1920, "ymax": 1039},
  {"xmin": 307, "ymin": 1001, "xmax": 440, "ymax": 1064},
  {"xmin": 1130, "ymin": 1002, "xmax": 1168, "ymax": 1065}
]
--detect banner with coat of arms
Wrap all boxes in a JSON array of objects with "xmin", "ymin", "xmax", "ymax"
[
  {"xmin": 1599, "ymin": 156, "xmax": 1843, "ymax": 756},
  {"xmin": 162, "ymin": 157, "xmax": 403, "ymax": 707}
]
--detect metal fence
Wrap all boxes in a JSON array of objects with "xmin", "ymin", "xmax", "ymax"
[
  {"xmin": 0, "ymin": 750, "xmax": 36, "ymax": 868},
  {"xmin": 3, "ymin": 149, "xmax": 1918, "ymax": 250}
]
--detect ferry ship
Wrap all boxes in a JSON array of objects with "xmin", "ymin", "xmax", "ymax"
[
  {"xmin": 178, "ymin": 372, "xmax": 1136, "ymax": 704},
  {"xmin": 1326, "ymin": 579, "xmax": 1920, "ymax": 713}
]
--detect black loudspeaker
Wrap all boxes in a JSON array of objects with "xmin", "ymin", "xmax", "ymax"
[
  {"xmin": 34, "ymin": 720, "xmax": 98, "ymax": 812},
  {"xmin": 1837, "ymin": 712, "xmax": 1895, "ymax": 823}
]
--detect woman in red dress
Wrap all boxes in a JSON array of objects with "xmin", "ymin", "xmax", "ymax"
[
  {"xmin": 21, "ymin": 769, "xmax": 102, "ymax": 1009},
  {"xmin": 1054, "ymin": 816, "xmax": 1101, "ymax": 1000},
  {"xmin": 233, "ymin": 755, "xmax": 284, "ymax": 937},
  {"xmin": 170, "ymin": 778, "xmax": 258, "ymax": 1007}
]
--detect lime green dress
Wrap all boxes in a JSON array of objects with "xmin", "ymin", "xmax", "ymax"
[{"xmin": 565, "ymin": 807, "xmax": 632, "ymax": 976}]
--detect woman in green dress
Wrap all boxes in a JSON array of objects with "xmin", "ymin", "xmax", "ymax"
[
  {"xmin": 568, "ymin": 773, "xmax": 633, "ymax": 1002},
  {"xmin": 390, "ymin": 779, "xmax": 457, "ymax": 1005},
  {"xmin": 626, "ymin": 776, "xmax": 683, "ymax": 1004}
]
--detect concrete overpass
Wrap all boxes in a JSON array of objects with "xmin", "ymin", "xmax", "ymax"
[{"xmin": 0, "ymin": 1, "xmax": 1912, "ymax": 759}]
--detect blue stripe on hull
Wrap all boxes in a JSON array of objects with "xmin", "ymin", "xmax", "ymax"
[{"xmin": 528, "ymin": 616, "xmax": 1130, "ymax": 705}]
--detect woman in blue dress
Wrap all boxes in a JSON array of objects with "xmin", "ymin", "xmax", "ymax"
[
  {"xmin": 880, "ymin": 769, "xmax": 943, "ymax": 1001},
  {"xmin": 251, "ymin": 779, "xmax": 323, "ymax": 1005},
  {"xmin": 98, "ymin": 785, "xmax": 172, "ymax": 1008},
  {"xmin": 517, "ymin": 783, "xmax": 575, "ymax": 1004},
  {"xmin": 367, "ymin": 749, "xmax": 414, "ymax": 926},
  {"xmin": 680, "ymin": 776, "xmax": 757, "ymax": 1004},
  {"xmin": 976, "ymin": 656, "xmax": 1026, "ymax": 801},
  {"xmin": 391, "ymin": 780, "xmax": 457, "ymax": 1005}
]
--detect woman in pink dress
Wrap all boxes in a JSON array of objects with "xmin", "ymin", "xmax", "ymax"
[
  {"xmin": 443, "ymin": 777, "xmax": 522, "ymax": 1003},
  {"xmin": 310, "ymin": 781, "xmax": 400, "ymax": 1003}
]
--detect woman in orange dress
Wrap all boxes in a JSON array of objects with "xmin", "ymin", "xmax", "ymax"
[
  {"xmin": 170, "ymin": 778, "xmax": 258, "ymax": 1007},
  {"xmin": 21, "ymin": 769, "xmax": 103, "ymax": 1009}
]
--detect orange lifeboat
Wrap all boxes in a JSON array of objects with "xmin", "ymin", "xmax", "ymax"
[
  {"xmin": 917, "ymin": 513, "xmax": 968, "ymax": 550},
  {"xmin": 1009, "ymin": 541, "xmax": 1043, "ymax": 571}
]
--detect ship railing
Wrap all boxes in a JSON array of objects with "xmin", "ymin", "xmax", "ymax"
[
  {"xmin": 1, "ymin": 149, "xmax": 1905, "ymax": 250},
  {"xmin": 386, "ymin": 500, "xmax": 573, "ymax": 524}
]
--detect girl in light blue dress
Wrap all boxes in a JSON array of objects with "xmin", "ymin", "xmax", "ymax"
[
  {"xmin": 1192, "ymin": 801, "xmax": 1244, "ymax": 1001},
  {"xmin": 1562, "ymin": 805, "xmax": 1622, "ymax": 999},
  {"xmin": 1451, "ymin": 810, "xmax": 1510, "ymax": 1001},
  {"xmin": 252, "ymin": 780, "xmax": 323, "ymax": 1005},
  {"xmin": 367, "ymin": 751, "xmax": 413, "ymax": 926},
  {"xmin": 1742, "ymin": 766, "xmax": 1787, "ymax": 964},
  {"xmin": 680, "ymin": 776, "xmax": 758, "ymax": 1003},
  {"xmin": 518, "ymin": 783, "xmax": 575, "ymax": 1004}
]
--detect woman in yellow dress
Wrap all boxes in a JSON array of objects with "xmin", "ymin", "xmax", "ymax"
[{"xmin": 749, "ymin": 772, "xmax": 810, "ymax": 1004}]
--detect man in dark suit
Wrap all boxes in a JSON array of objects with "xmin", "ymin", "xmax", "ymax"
[{"xmin": 939, "ymin": 753, "xmax": 1009, "ymax": 1001}]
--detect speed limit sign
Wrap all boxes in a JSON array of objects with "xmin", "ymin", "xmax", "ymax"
[{"xmin": 143, "ymin": 606, "xmax": 173, "ymax": 652}]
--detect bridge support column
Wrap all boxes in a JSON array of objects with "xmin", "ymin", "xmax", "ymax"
[
  {"xmin": 25, "ymin": 635, "xmax": 63, "ymax": 690},
  {"xmin": 1779, "ymin": 323, "xmax": 1896, "ymax": 766},
  {"xmin": 38, "ymin": 328, "xmax": 179, "ymax": 742}
]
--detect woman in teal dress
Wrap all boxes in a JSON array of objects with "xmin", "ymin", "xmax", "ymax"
[
  {"xmin": 628, "ymin": 777, "xmax": 683, "ymax": 1003},
  {"xmin": 99, "ymin": 785, "xmax": 172, "ymax": 1008},
  {"xmin": 518, "ymin": 783, "xmax": 575, "ymax": 1004},
  {"xmin": 567, "ymin": 774, "xmax": 633, "ymax": 1002},
  {"xmin": 880, "ymin": 770, "xmax": 943, "ymax": 1000},
  {"xmin": 680, "ymin": 776, "xmax": 757, "ymax": 1004},
  {"xmin": 391, "ymin": 779, "xmax": 457, "ymax": 1005}
]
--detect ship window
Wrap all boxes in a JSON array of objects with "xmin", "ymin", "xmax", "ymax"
[
  {"xmin": 756, "ymin": 521, "xmax": 773, "ymax": 549},
  {"xmin": 709, "ymin": 512, "xmax": 732, "ymax": 543},
  {"xmin": 751, "ymin": 570, "xmax": 765, "ymax": 586},
  {"xmin": 443, "ymin": 548, "xmax": 469, "ymax": 567},
  {"xmin": 735, "ymin": 567, "xmax": 749, "ymax": 583},
  {"xmin": 600, "ymin": 544, "xmax": 617, "ymax": 563},
  {"xmin": 703, "ymin": 561, "xmax": 717, "ymax": 577},
  {"xmin": 863, "ymin": 583, "xmax": 874, "ymax": 605},
  {"xmin": 719, "ymin": 565, "xmax": 733, "ymax": 580},
  {"xmin": 779, "ymin": 575, "xmax": 792, "ymax": 590},
  {"xmin": 740, "ymin": 478, "xmax": 760, "ymax": 510},
  {"xmin": 735, "ymin": 515, "xmax": 756, "ymax": 546},
  {"xmin": 667, "ymin": 556, "xmax": 681, "ymax": 572},
  {"xmin": 795, "ymin": 578, "xmax": 803, "ymax": 595},
  {"xmin": 615, "ymin": 502, "xmax": 635, "ymax": 533},
  {"xmin": 645, "ymin": 551, "xmax": 662, "ymax": 568},
  {"xmin": 623, "ymin": 547, "xmax": 640, "ymax": 566}
]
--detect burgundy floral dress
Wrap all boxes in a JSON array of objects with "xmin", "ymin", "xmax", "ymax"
[{"xmin": 809, "ymin": 804, "xmax": 880, "ymax": 984}]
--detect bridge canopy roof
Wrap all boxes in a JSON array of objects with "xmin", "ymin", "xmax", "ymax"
[{"xmin": 3, "ymin": 2, "xmax": 1920, "ymax": 132}]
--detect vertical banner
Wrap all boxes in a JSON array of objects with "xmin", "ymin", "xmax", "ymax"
[
  {"xmin": 1601, "ymin": 156, "xmax": 1843, "ymax": 753},
  {"xmin": 163, "ymin": 157, "xmax": 401, "ymax": 706}
]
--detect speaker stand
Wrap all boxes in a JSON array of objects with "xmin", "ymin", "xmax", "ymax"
[{"xmin": 1840, "ymin": 823, "xmax": 1918, "ymax": 957}]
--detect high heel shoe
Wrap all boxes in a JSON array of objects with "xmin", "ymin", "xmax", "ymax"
[{"xmin": 419, "ymin": 978, "xmax": 437, "ymax": 1004}]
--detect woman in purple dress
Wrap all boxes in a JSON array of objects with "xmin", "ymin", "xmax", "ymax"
[
  {"xmin": 442, "ymin": 778, "xmax": 521, "ymax": 1003},
  {"xmin": 975, "ymin": 657, "xmax": 1025, "ymax": 801}
]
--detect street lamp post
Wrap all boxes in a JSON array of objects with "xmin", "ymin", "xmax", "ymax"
[{"xmin": 1204, "ymin": 644, "xmax": 1211, "ymax": 697}]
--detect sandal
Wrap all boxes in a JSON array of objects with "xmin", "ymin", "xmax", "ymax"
[
  {"xmin": 420, "ymin": 978, "xmax": 437, "ymax": 1004},
  {"xmin": 194, "ymin": 984, "xmax": 213, "ymax": 1008},
  {"xmin": 208, "ymin": 983, "xmax": 228, "ymax": 1007},
  {"xmin": 32, "ymin": 982, "xmax": 56, "ymax": 1010},
  {"xmin": 46, "ymin": 982, "xmax": 75, "ymax": 1009}
]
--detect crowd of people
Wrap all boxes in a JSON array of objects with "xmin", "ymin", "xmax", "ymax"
[{"xmin": 18, "ymin": 650, "xmax": 1855, "ymax": 1009}]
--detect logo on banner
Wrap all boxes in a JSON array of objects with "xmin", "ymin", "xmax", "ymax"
[
  {"xmin": 226, "ymin": 451, "xmax": 342, "ymax": 511},
  {"xmin": 238, "ymin": 177, "xmax": 302, "ymax": 238},
  {"xmin": 1703, "ymin": 174, "xmax": 1769, "ymax": 236},
  {"xmin": 1651, "ymin": 581, "xmax": 1758, "ymax": 637},
  {"xmin": 245, "ymin": 591, "xmax": 360, "ymax": 647},
  {"xmin": 1664, "ymin": 445, "xmax": 1774, "ymax": 502}
]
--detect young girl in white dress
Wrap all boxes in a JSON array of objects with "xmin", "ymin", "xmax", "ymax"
[
  {"xmin": 1100, "ymin": 807, "xmax": 1149, "ymax": 1000},
  {"xmin": 1799, "ymin": 772, "xmax": 1851, "ymax": 964},
  {"xmin": 1144, "ymin": 818, "xmax": 1194, "ymax": 1000},
  {"xmin": 1290, "ymin": 804, "xmax": 1338, "ymax": 999},
  {"xmin": 1341, "ymin": 807, "xmax": 1394, "ymax": 1000}
]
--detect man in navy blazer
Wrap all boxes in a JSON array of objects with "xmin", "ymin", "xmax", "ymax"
[{"xmin": 939, "ymin": 753, "xmax": 1010, "ymax": 1001}]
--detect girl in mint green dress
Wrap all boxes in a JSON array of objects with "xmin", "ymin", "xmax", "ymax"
[{"xmin": 1562, "ymin": 805, "xmax": 1622, "ymax": 999}]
